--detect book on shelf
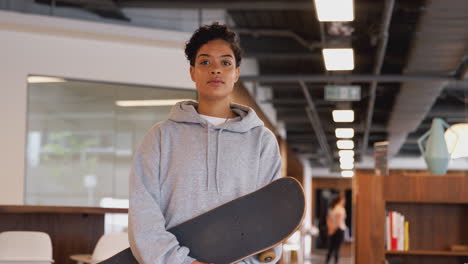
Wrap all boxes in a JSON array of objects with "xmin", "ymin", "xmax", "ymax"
[
  {"xmin": 404, "ymin": 221, "xmax": 409, "ymax": 251},
  {"xmin": 385, "ymin": 210, "xmax": 409, "ymax": 251}
]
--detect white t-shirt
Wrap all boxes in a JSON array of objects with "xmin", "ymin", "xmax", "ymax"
[{"xmin": 199, "ymin": 114, "xmax": 231, "ymax": 126}]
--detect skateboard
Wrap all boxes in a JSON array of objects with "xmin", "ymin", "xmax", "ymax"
[{"xmin": 99, "ymin": 177, "xmax": 305, "ymax": 264}]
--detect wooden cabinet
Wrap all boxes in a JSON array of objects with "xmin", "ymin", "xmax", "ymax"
[{"xmin": 354, "ymin": 170, "xmax": 468, "ymax": 264}]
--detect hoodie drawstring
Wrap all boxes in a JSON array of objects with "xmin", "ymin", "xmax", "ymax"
[
  {"xmin": 206, "ymin": 125, "xmax": 210, "ymax": 190},
  {"xmin": 206, "ymin": 122, "xmax": 228, "ymax": 194},
  {"xmin": 215, "ymin": 127, "xmax": 225, "ymax": 194}
]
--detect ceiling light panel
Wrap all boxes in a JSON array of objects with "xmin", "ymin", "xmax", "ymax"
[
  {"xmin": 28, "ymin": 76, "xmax": 65, "ymax": 83},
  {"xmin": 322, "ymin": 48, "xmax": 354, "ymax": 71},
  {"xmin": 339, "ymin": 150, "xmax": 355, "ymax": 157},
  {"xmin": 335, "ymin": 128, "xmax": 354, "ymax": 138},
  {"xmin": 314, "ymin": 0, "xmax": 354, "ymax": 22},
  {"xmin": 340, "ymin": 163, "xmax": 354, "ymax": 170},
  {"xmin": 337, "ymin": 140, "xmax": 354, "ymax": 149},
  {"xmin": 340, "ymin": 157, "xmax": 354, "ymax": 164},
  {"xmin": 341, "ymin": 170, "xmax": 354, "ymax": 177},
  {"xmin": 333, "ymin": 110, "xmax": 354, "ymax": 122}
]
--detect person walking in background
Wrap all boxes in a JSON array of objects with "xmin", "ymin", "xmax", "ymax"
[{"xmin": 326, "ymin": 195, "xmax": 347, "ymax": 264}]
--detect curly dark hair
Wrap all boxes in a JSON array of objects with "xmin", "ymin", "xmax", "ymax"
[{"xmin": 185, "ymin": 22, "xmax": 242, "ymax": 68}]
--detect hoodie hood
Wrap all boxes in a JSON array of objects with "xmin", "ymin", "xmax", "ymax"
[
  {"xmin": 167, "ymin": 100, "xmax": 264, "ymax": 194},
  {"xmin": 168, "ymin": 100, "xmax": 264, "ymax": 132}
]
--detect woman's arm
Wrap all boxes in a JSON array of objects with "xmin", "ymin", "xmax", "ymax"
[
  {"xmin": 257, "ymin": 129, "xmax": 282, "ymax": 185},
  {"xmin": 128, "ymin": 126, "xmax": 196, "ymax": 264}
]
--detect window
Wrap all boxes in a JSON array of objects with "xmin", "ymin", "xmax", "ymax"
[{"xmin": 25, "ymin": 77, "xmax": 196, "ymax": 207}]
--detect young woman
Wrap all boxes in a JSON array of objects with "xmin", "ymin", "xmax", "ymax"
[
  {"xmin": 128, "ymin": 23, "xmax": 282, "ymax": 264},
  {"xmin": 326, "ymin": 195, "xmax": 347, "ymax": 264}
]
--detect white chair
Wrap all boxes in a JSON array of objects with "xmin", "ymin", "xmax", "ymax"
[
  {"xmin": 70, "ymin": 232, "xmax": 129, "ymax": 264},
  {"xmin": 0, "ymin": 231, "xmax": 54, "ymax": 264}
]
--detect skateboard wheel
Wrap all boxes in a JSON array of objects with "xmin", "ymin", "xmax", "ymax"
[{"xmin": 257, "ymin": 249, "xmax": 276, "ymax": 263}]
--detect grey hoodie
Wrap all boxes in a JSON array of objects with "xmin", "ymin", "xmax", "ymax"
[{"xmin": 128, "ymin": 100, "xmax": 282, "ymax": 264}]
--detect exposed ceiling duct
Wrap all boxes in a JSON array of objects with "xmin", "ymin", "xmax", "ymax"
[
  {"xmin": 5, "ymin": 0, "xmax": 467, "ymax": 174},
  {"xmin": 387, "ymin": 0, "xmax": 468, "ymax": 157}
]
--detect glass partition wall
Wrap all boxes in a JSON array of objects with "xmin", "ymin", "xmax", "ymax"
[{"xmin": 26, "ymin": 76, "xmax": 196, "ymax": 208}]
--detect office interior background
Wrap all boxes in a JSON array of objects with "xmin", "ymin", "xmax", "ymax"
[{"xmin": 0, "ymin": 0, "xmax": 467, "ymax": 263}]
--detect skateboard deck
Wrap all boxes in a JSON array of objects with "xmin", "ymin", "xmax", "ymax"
[{"xmin": 99, "ymin": 177, "xmax": 305, "ymax": 264}]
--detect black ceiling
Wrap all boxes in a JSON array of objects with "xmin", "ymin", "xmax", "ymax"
[
  {"xmin": 27, "ymin": 0, "xmax": 468, "ymax": 169},
  {"xmin": 228, "ymin": 0, "xmax": 431, "ymax": 167}
]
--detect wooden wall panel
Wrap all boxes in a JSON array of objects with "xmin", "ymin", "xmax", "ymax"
[
  {"xmin": 384, "ymin": 175, "xmax": 468, "ymax": 203},
  {"xmin": 354, "ymin": 173, "xmax": 385, "ymax": 264},
  {"xmin": 287, "ymin": 146, "xmax": 303, "ymax": 183},
  {"xmin": 277, "ymin": 136, "xmax": 288, "ymax": 178},
  {"xmin": 312, "ymin": 178, "xmax": 352, "ymax": 190},
  {"xmin": 1, "ymin": 212, "xmax": 103, "ymax": 264},
  {"xmin": 0, "ymin": 206, "xmax": 127, "ymax": 264}
]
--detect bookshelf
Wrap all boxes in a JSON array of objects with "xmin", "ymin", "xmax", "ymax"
[
  {"xmin": 386, "ymin": 250, "xmax": 468, "ymax": 256},
  {"xmin": 354, "ymin": 170, "xmax": 468, "ymax": 264}
]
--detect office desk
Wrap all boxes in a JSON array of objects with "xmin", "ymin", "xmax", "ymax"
[{"xmin": 0, "ymin": 206, "xmax": 128, "ymax": 264}]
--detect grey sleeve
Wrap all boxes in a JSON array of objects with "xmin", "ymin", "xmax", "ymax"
[
  {"xmin": 257, "ymin": 128, "xmax": 283, "ymax": 187},
  {"xmin": 239, "ymin": 129, "xmax": 283, "ymax": 264},
  {"xmin": 128, "ymin": 127, "xmax": 196, "ymax": 264}
]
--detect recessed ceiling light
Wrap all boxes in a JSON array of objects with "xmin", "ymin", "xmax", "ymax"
[
  {"xmin": 115, "ymin": 99, "xmax": 191, "ymax": 107},
  {"xmin": 340, "ymin": 163, "xmax": 354, "ymax": 170},
  {"xmin": 341, "ymin": 170, "xmax": 354, "ymax": 177},
  {"xmin": 322, "ymin": 48, "xmax": 354, "ymax": 71},
  {"xmin": 340, "ymin": 157, "xmax": 354, "ymax": 164},
  {"xmin": 337, "ymin": 140, "xmax": 354, "ymax": 149},
  {"xmin": 314, "ymin": 0, "xmax": 354, "ymax": 22},
  {"xmin": 339, "ymin": 150, "xmax": 355, "ymax": 157},
  {"xmin": 27, "ymin": 76, "xmax": 65, "ymax": 83},
  {"xmin": 332, "ymin": 110, "xmax": 354, "ymax": 122},
  {"xmin": 335, "ymin": 128, "xmax": 354, "ymax": 138}
]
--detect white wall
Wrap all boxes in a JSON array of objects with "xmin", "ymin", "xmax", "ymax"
[{"xmin": 0, "ymin": 10, "xmax": 195, "ymax": 204}]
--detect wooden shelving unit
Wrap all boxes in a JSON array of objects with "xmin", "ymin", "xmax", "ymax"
[
  {"xmin": 386, "ymin": 250, "xmax": 468, "ymax": 256},
  {"xmin": 354, "ymin": 170, "xmax": 468, "ymax": 264}
]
